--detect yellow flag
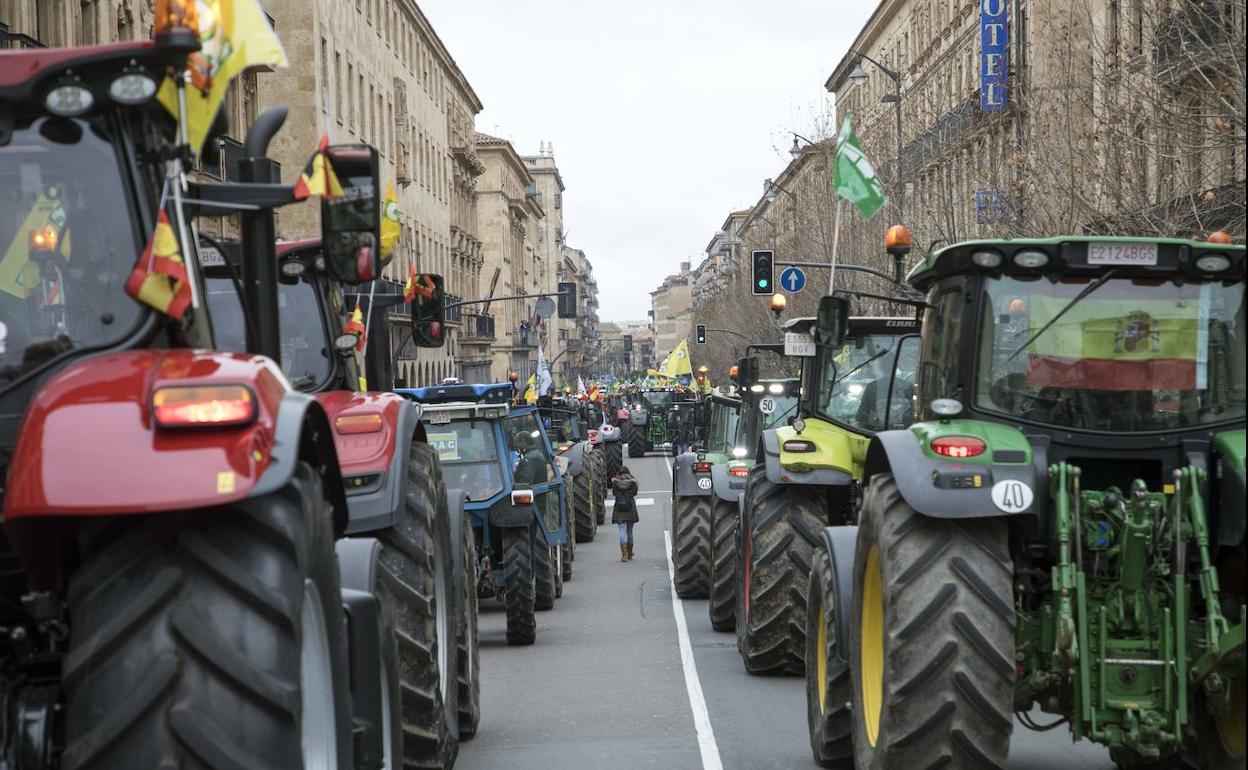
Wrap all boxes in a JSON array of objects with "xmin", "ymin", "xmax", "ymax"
[
  {"xmin": 661, "ymin": 340, "xmax": 693, "ymax": 377},
  {"xmin": 157, "ymin": 0, "xmax": 288, "ymax": 156},
  {"xmin": 523, "ymin": 374, "xmax": 538, "ymax": 405},
  {"xmin": 380, "ymin": 183, "xmax": 401, "ymax": 264},
  {"xmin": 0, "ymin": 195, "xmax": 69, "ymax": 298}
]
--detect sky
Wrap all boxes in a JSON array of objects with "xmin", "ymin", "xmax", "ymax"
[{"xmin": 422, "ymin": 1, "xmax": 876, "ymax": 321}]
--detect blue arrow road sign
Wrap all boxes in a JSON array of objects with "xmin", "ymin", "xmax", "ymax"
[{"xmin": 780, "ymin": 266, "xmax": 806, "ymax": 293}]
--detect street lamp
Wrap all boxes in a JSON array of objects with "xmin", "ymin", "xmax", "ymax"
[{"xmin": 846, "ymin": 49, "xmax": 905, "ymax": 220}]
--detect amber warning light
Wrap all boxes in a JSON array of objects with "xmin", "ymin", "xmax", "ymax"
[{"xmin": 153, "ymin": 385, "xmax": 256, "ymax": 428}]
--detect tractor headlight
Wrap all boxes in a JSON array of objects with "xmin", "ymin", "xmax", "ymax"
[
  {"xmin": 971, "ymin": 249, "xmax": 1003, "ymax": 268},
  {"xmin": 108, "ymin": 72, "xmax": 158, "ymax": 105},
  {"xmin": 45, "ymin": 84, "xmax": 94, "ymax": 116},
  {"xmin": 1195, "ymin": 254, "xmax": 1231, "ymax": 272}
]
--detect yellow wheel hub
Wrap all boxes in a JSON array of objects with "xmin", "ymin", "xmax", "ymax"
[
  {"xmin": 1216, "ymin": 676, "xmax": 1245, "ymax": 758},
  {"xmin": 860, "ymin": 546, "xmax": 884, "ymax": 748},
  {"xmin": 816, "ymin": 600, "xmax": 828, "ymax": 715}
]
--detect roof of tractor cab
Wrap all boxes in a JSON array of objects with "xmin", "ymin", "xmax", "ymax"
[
  {"xmin": 908, "ymin": 235, "xmax": 1246, "ymax": 291},
  {"xmin": 0, "ymin": 40, "xmax": 171, "ymax": 105},
  {"xmin": 398, "ymin": 382, "xmax": 513, "ymax": 405}
]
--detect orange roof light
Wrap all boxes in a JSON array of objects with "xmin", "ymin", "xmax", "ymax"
[
  {"xmin": 885, "ymin": 225, "xmax": 912, "ymax": 255},
  {"xmin": 28, "ymin": 226, "xmax": 58, "ymax": 255},
  {"xmin": 1208, "ymin": 231, "xmax": 1233, "ymax": 245},
  {"xmin": 769, "ymin": 293, "xmax": 787, "ymax": 311},
  {"xmin": 154, "ymin": 0, "xmax": 200, "ymax": 48},
  {"xmin": 729, "ymin": 365, "xmax": 739, "ymax": 379}
]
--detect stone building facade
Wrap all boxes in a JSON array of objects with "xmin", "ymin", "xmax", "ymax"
[
  {"xmin": 823, "ymin": 0, "xmax": 1245, "ymax": 266},
  {"xmin": 648, "ymin": 261, "xmax": 694, "ymax": 368},
  {"xmin": 256, "ymin": 0, "xmax": 484, "ymax": 387}
]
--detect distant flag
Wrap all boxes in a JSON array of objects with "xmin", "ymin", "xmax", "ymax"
[
  {"xmin": 523, "ymin": 373, "xmax": 538, "ymax": 404},
  {"xmin": 157, "ymin": 0, "xmax": 288, "ymax": 157},
  {"xmin": 588, "ymin": 385, "xmax": 600, "ymax": 402},
  {"xmin": 292, "ymin": 134, "xmax": 344, "ymax": 201},
  {"xmin": 833, "ymin": 117, "xmax": 887, "ymax": 220},
  {"xmin": 124, "ymin": 209, "xmax": 193, "ymax": 320},
  {"xmin": 343, "ymin": 300, "xmax": 366, "ymax": 351},
  {"xmin": 536, "ymin": 346, "xmax": 553, "ymax": 396},
  {"xmin": 577, "ymin": 375, "xmax": 587, "ymax": 395},
  {"xmin": 380, "ymin": 183, "xmax": 401, "ymax": 263}
]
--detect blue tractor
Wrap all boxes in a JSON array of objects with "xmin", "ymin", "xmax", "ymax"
[{"xmin": 399, "ymin": 383, "xmax": 570, "ymax": 645}]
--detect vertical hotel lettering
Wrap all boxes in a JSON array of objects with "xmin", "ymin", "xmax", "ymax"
[{"xmin": 980, "ymin": 0, "xmax": 1008, "ymax": 111}]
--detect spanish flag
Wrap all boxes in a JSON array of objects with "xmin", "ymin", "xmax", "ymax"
[
  {"xmin": 157, "ymin": 0, "xmax": 287, "ymax": 157},
  {"xmin": 588, "ymin": 385, "xmax": 600, "ymax": 402},
  {"xmin": 292, "ymin": 134, "xmax": 344, "ymax": 201},
  {"xmin": 343, "ymin": 300, "xmax": 366, "ymax": 351},
  {"xmin": 403, "ymin": 264, "xmax": 417, "ymax": 303},
  {"xmin": 381, "ymin": 183, "xmax": 401, "ymax": 263},
  {"xmin": 124, "ymin": 209, "xmax": 192, "ymax": 320}
]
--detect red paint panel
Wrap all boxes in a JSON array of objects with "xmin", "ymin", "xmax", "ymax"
[
  {"xmin": 3, "ymin": 350, "xmax": 287, "ymax": 519},
  {"xmin": 315, "ymin": 390, "xmax": 404, "ymax": 476},
  {"xmin": 0, "ymin": 41, "xmax": 154, "ymax": 87}
]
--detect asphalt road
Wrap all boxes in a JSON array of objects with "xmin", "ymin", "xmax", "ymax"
[{"xmin": 456, "ymin": 453, "xmax": 1115, "ymax": 770}]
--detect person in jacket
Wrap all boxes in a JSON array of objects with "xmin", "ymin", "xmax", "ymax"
[{"xmin": 611, "ymin": 466, "xmax": 640, "ymax": 561}]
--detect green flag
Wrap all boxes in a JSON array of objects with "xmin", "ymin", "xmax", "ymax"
[{"xmin": 834, "ymin": 117, "xmax": 887, "ymax": 219}]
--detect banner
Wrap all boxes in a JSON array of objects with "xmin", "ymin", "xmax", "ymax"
[{"xmin": 980, "ymin": 0, "xmax": 1008, "ymax": 110}]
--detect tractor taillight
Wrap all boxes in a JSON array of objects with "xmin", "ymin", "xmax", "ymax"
[
  {"xmin": 693, "ymin": 461, "xmax": 712, "ymax": 473},
  {"xmin": 511, "ymin": 490, "xmax": 534, "ymax": 506},
  {"xmin": 728, "ymin": 466, "xmax": 750, "ymax": 478},
  {"xmin": 335, "ymin": 413, "xmax": 383, "ymax": 435},
  {"xmin": 152, "ymin": 385, "xmax": 255, "ymax": 428},
  {"xmin": 931, "ymin": 436, "xmax": 986, "ymax": 458}
]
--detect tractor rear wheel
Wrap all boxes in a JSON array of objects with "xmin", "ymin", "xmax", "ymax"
[
  {"xmin": 62, "ymin": 464, "xmax": 353, "ymax": 770},
  {"xmin": 378, "ymin": 444, "xmax": 459, "ymax": 769},
  {"xmin": 604, "ymin": 441, "xmax": 623, "ymax": 482},
  {"xmin": 627, "ymin": 424, "xmax": 645, "ymax": 458},
  {"xmin": 573, "ymin": 470, "xmax": 596, "ymax": 543},
  {"xmin": 501, "ymin": 526, "xmax": 536, "ymax": 646},
  {"xmin": 736, "ymin": 465, "xmax": 825, "ymax": 675},
  {"xmin": 672, "ymin": 495, "xmax": 713, "ymax": 599},
  {"xmin": 535, "ymin": 540, "xmax": 559, "ymax": 610},
  {"xmin": 850, "ymin": 473, "xmax": 1014, "ymax": 770},
  {"xmin": 455, "ymin": 521, "xmax": 481, "ymax": 740},
  {"xmin": 560, "ymin": 537, "xmax": 574, "ymax": 581},
  {"xmin": 708, "ymin": 497, "xmax": 737, "ymax": 632},
  {"xmin": 591, "ymin": 452, "xmax": 607, "ymax": 525},
  {"xmin": 806, "ymin": 547, "xmax": 853, "ymax": 768}
]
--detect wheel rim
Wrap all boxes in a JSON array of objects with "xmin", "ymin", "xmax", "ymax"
[
  {"xmin": 1216, "ymin": 676, "xmax": 1246, "ymax": 757},
  {"xmin": 300, "ymin": 579, "xmax": 337, "ymax": 770},
  {"xmin": 860, "ymin": 546, "xmax": 884, "ymax": 748},
  {"xmin": 435, "ymin": 545, "xmax": 452, "ymax": 703},
  {"xmin": 816, "ymin": 599, "xmax": 828, "ymax": 716},
  {"xmin": 380, "ymin": 657, "xmax": 395, "ymax": 769},
  {"xmin": 555, "ymin": 546, "xmax": 562, "ymax": 582}
]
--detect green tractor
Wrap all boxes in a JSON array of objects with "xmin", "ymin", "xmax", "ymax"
[
  {"xmin": 706, "ymin": 358, "xmax": 801, "ymax": 631},
  {"xmin": 805, "ymin": 235, "xmax": 1246, "ymax": 770},
  {"xmin": 626, "ymin": 387, "xmax": 685, "ymax": 457},
  {"xmin": 736, "ymin": 307, "xmax": 920, "ymax": 675}
]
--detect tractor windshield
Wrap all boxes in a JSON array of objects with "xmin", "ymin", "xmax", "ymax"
[
  {"xmin": 977, "ymin": 275, "xmax": 1245, "ymax": 432},
  {"xmin": 205, "ymin": 276, "xmax": 334, "ymax": 390},
  {"xmin": 1, "ymin": 117, "xmax": 145, "ymax": 383},
  {"xmin": 643, "ymin": 391, "xmax": 674, "ymax": 410},
  {"xmin": 426, "ymin": 419, "xmax": 504, "ymax": 502},
  {"xmin": 818, "ymin": 334, "xmax": 916, "ymax": 432}
]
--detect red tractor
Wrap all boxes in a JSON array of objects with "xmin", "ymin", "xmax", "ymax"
[{"xmin": 0, "ymin": 13, "xmax": 465, "ymax": 769}]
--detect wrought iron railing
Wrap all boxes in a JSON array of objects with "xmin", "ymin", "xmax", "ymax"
[{"xmin": 0, "ymin": 23, "xmax": 46, "ymax": 49}]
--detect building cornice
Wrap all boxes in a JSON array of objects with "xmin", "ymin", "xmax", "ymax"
[
  {"xmin": 400, "ymin": 0, "xmax": 484, "ymax": 113},
  {"xmin": 824, "ymin": 0, "xmax": 906, "ymax": 93}
]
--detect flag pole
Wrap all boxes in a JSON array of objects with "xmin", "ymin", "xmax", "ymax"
[{"xmin": 827, "ymin": 197, "xmax": 844, "ymax": 294}]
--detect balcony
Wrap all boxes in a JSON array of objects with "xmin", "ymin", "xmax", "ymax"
[
  {"xmin": 445, "ymin": 294, "xmax": 463, "ymax": 325},
  {"xmin": 460, "ymin": 313, "xmax": 496, "ymax": 342},
  {"xmin": 0, "ymin": 23, "xmax": 45, "ymax": 49},
  {"xmin": 513, "ymin": 329, "xmax": 539, "ymax": 348}
]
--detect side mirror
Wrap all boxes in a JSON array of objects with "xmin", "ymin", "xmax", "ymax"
[
  {"xmin": 815, "ymin": 294, "xmax": 851, "ymax": 347},
  {"xmin": 412, "ymin": 273, "xmax": 446, "ymax": 348},
  {"xmin": 321, "ymin": 144, "xmax": 381, "ymax": 285}
]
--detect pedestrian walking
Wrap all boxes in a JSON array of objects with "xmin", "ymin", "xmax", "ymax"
[{"xmin": 611, "ymin": 466, "xmax": 639, "ymax": 561}]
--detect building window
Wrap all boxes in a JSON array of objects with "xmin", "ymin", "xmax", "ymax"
[{"xmin": 335, "ymin": 52, "xmax": 343, "ymax": 124}]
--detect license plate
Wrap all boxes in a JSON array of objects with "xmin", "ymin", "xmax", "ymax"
[
  {"xmin": 1088, "ymin": 242, "xmax": 1157, "ymax": 266},
  {"xmin": 428, "ymin": 411, "xmax": 451, "ymax": 424},
  {"xmin": 784, "ymin": 332, "xmax": 816, "ymax": 357}
]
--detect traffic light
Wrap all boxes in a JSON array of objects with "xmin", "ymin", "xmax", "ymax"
[
  {"xmin": 751, "ymin": 250, "xmax": 774, "ymax": 296},
  {"xmin": 695, "ymin": 324, "xmax": 707, "ymax": 344},
  {"xmin": 557, "ymin": 282, "xmax": 577, "ymax": 318}
]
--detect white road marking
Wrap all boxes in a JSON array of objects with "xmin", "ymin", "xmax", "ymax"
[{"xmin": 664, "ymin": 528, "xmax": 724, "ymax": 770}]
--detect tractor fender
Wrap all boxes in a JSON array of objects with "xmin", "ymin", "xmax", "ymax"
[
  {"xmin": 672, "ymin": 451, "xmax": 713, "ymax": 497},
  {"xmin": 489, "ymin": 501, "xmax": 537, "ymax": 528},
  {"xmin": 446, "ymin": 487, "xmax": 470, "ymax": 585},
  {"xmin": 314, "ymin": 391, "xmax": 424, "ymax": 535},
  {"xmin": 711, "ymin": 463, "xmax": 741, "ymax": 503},
  {"xmin": 864, "ymin": 429, "xmax": 1041, "ymax": 521},
  {"xmin": 628, "ymin": 411, "xmax": 647, "ymax": 426},
  {"xmin": 815, "ymin": 525, "xmax": 859, "ymax": 666},
  {"xmin": 334, "ymin": 537, "xmax": 387, "ymax": 768},
  {"xmin": 1213, "ymin": 430, "xmax": 1245, "ymax": 547},
  {"xmin": 761, "ymin": 430, "xmax": 853, "ymax": 487},
  {"xmin": 564, "ymin": 441, "xmax": 588, "ymax": 479},
  {"xmin": 599, "ymin": 424, "xmax": 621, "ymax": 443},
  {"xmin": 4, "ymin": 349, "xmax": 347, "ymax": 529}
]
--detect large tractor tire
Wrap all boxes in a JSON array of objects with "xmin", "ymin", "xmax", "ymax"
[
  {"xmin": 806, "ymin": 546, "xmax": 854, "ymax": 768},
  {"xmin": 573, "ymin": 470, "xmax": 596, "ymax": 543},
  {"xmin": 590, "ymin": 451, "xmax": 607, "ymax": 525},
  {"xmin": 62, "ymin": 464, "xmax": 353, "ymax": 770},
  {"xmin": 672, "ymin": 495, "xmax": 713, "ymax": 599},
  {"xmin": 454, "ymin": 517, "xmax": 481, "ymax": 740},
  {"xmin": 708, "ymin": 497, "xmax": 738, "ymax": 632},
  {"xmin": 378, "ymin": 444, "xmax": 459, "ymax": 768},
  {"xmin": 604, "ymin": 441, "xmax": 623, "ymax": 483},
  {"xmin": 736, "ymin": 465, "xmax": 826, "ymax": 675},
  {"xmin": 850, "ymin": 473, "xmax": 1014, "ymax": 770},
  {"xmin": 560, "ymin": 537, "xmax": 574, "ymax": 581},
  {"xmin": 627, "ymin": 423, "xmax": 645, "ymax": 458},
  {"xmin": 501, "ymin": 526, "xmax": 537, "ymax": 646},
  {"xmin": 535, "ymin": 540, "xmax": 561, "ymax": 610}
]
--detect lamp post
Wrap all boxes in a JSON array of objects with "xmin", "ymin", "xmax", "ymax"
[{"xmin": 847, "ymin": 49, "xmax": 905, "ymax": 220}]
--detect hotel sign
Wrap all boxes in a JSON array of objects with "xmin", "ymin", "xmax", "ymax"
[{"xmin": 980, "ymin": 0, "xmax": 1008, "ymax": 110}]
